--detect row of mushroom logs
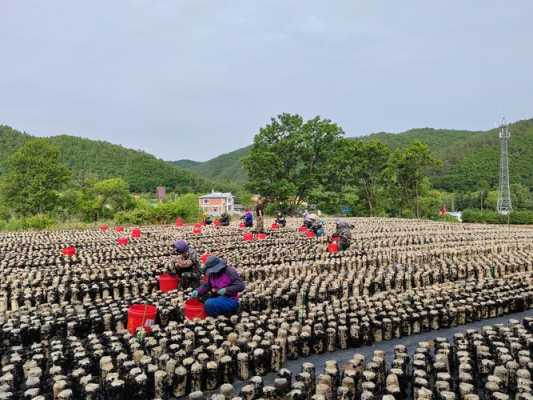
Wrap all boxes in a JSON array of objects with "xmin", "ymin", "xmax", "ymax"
[
  {"xmin": 187, "ymin": 317, "xmax": 533, "ymax": 400},
  {"xmin": 4, "ymin": 313, "xmax": 531, "ymax": 399},
  {"xmin": 2, "ymin": 218, "xmax": 533, "ymax": 398},
  {"xmin": 1, "ymin": 275, "xmax": 533, "ymax": 398},
  {"xmin": 61, "ymin": 228, "xmax": 142, "ymax": 255}
]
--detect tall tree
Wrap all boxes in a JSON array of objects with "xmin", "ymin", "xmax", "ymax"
[
  {"xmin": 352, "ymin": 140, "xmax": 391, "ymax": 216},
  {"xmin": 80, "ymin": 178, "xmax": 133, "ymax": 221},
  {"xmin": 324, "ymin": 139, "xmax": 391, "ymax": 215},
  {"xmin": 478, "ymin": 179, "xmax": 490, "ymax": 211},
  {"xmin": 242, "ymin": 113, "xmax": 344, "ymax": 209},
  {"xmin": 392, "ymin": 141, "xmax": 440, "ymax": 218},
  {"xmin": 1, "ymin": 139, "xmax": 70, "ymax": 216}
]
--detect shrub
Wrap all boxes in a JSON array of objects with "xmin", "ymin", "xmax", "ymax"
[
  {"xmin": 113, "ymin": 194, "xmax": 201, "ymax": 225},
  {"xmin": 25, "ymin": 214, "xmax": 55, "ymax": 229},
  {"xmin": 429, "ymin": 214, "xmax": 459, "ymax": 223},
  {"xmin": 155, "ymin": 194, "xmax": 202, "ymax": 223},
  {"xmin": 114, "ymin": 208, "xmax": 154, "ymax": 225},
  {"xmin": 0, "ymin": 204, "xmax": 11, "ymax": 221},
  {"xmin": 509, "ymin": 210, "xmax": 533, "ymax": 224},
  {"xmin": 2, "ymin": 214, "xmax": 56, "ymax": 231},
  {"xmin": 462, "ymin": 209, "xmax": 533, "ymax": 224}
]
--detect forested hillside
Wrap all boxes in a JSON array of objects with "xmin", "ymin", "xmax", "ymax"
[
  {"xmin": 443, "ymin": 119, "xmax": 533, "ymax": 191},
  {"xmin": 366, "ymin": 119, "xmax": 533, "ymax": 190},
  {"xmin": 0, "ymin": 125, "xmax": 213, "ymax": 193},
  {"xmin": 173, "ymin": 146, "xmax": 251, "ymax": 183},
  {"xmin": 176, "ymin": 118, "xmax": 533, "ymax": 192},
  {"xmin": 3, "ymin": 118, "xmax": 533, "ymax": 196},
  {"xmin": 173, "ymin": 159, "xmax": 201, "ymax": 169}
]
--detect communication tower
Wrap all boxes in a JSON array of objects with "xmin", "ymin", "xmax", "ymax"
[{"xmin": 496, "ymin": 118, "xmax": 512, "ymax": 215}]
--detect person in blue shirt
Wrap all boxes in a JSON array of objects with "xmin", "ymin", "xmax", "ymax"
[
  {"xmin": 242, "ymin": 210, "xmax": 253, "ymax": 228},
  {"xmin": 191, "ymin": 256, "xmax": 245, "ymax": 317}
]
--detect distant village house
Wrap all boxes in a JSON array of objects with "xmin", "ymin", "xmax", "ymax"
[{"xmin": 199, "ymin": 191, "xmax": 235, "ymax": 216}]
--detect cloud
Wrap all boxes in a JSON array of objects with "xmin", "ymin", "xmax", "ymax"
[{"xmin": 1, "ymin": 0, "xmax": 532, "ymax": 160}]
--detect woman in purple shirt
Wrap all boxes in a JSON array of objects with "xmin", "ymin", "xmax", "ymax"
[{"xmin": 191, "ymin": 256, "xmax": 245, "ymax": 317}]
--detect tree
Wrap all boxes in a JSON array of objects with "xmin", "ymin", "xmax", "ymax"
[
  {"xmin": 354, "ymin": 141, "xmax": 391, "ymax": 215},
  {"xmin": 420, "ymin": 189, "xmax": 455, "ymax": 218},
  {"xmin": 323, "ymin": 139, "xmax": 357, "ymax": 188},
  {"xmin": 76, "ymin": 178, "xmax": 133, "ymax": 221},
  {"xmin": 93, "ymin": 178, "xmax": 132, "ymax": 211},
  {"xmin": 91, "ymin": 178, "xmax": 133, "ymax": 220},
  {"xmin": 392, "ymin": 141, "xmax": 440, "ymax": 218},
  {"xmin": 1, "ymin": 139, "xmax": 70, "ymax": 216},
  {"xmin": 323, "ymin": 139, "xmax": 391, "ymax": 215},
  {"xmin": 242, "ymin": 113, "xmax": 344, "ymax": 209},
  {"xmin": 511, "ymin": 183, "xmax": 533, "ymax": 210},
  {"xmin": 478, "ymin": 179, "xmax": 490, "ymax": 211}
]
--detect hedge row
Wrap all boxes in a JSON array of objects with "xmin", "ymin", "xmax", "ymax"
[{"xmin": 462, "ymin": 208, "xmax": 533, "ymax": 224}]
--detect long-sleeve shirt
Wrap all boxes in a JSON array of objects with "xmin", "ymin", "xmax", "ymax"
[
  {"xmin": 244, "ymin": 212, "xmax": 253, "ymax": 224},
  {"xmin": 197, "ymin": 266, "xmax": 245, "ymax": 299},
  {"xmin": 176, "ymin": 247, "xmax": 201, "ymax": 275},
  {"xmin": 336, "ymin": 226, "xmax": 352, "ymax": 241}
]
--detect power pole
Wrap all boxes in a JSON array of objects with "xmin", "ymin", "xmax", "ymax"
[{"xmin": 496, "ymin": 118, "xmax": 512, "ymax": 215}]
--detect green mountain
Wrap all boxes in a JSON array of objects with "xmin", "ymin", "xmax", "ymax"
[
  {"xmin": 174, "ymin": 118, "xmax": 533, "ymax": 192},
  {"xmin": 0, "ymin": 125, "xmax": 214, "ymax": 193},
  {"xmin": 436, "ymin": 119, "xmax": 533, "ymax": 191},
  {"xmin": 173, "ymin": 159, "xmax": 201, "ymax": 169},
  {"xmin": 173, "ymin": 146, "xmax": 251, "ymax": 183},
  {"xmin": 365, "ymin": 120, "xmax": 533, "ymax": 190},
  {"xmin": 4, "ymin": 117, "xmax": 532, "ymax": 196}
]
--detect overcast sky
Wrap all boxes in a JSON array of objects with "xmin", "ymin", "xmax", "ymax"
[{"xmin": 1, "ymin": 1, "xmax": 532, "ymax": 161}]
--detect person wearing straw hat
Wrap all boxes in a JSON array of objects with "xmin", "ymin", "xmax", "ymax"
[
  {"xmin": 173, "ymin": 240, "xmax": 201, "ymax": 289},
  {"xmin": 333, "ymin": 220, "xmax": 354, "ymax": 250},
  {"xmin": 275, "ymin": 212, "xmax": 286, "ymax": 227},
  {"xmin": 219, "ymin": 211, "xmax": 231, "ymax": 226},
  {"xmin": 307, "ymin": 213, "xmax": 325, "ymax": 237},
  {"xmin": 191, "ymin": 256, "xmax": 245, "ymax": 317}
]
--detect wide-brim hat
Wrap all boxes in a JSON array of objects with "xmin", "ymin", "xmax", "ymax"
[
  {"xmin": 204, "ymin": 256, "xmax": 226, "ymax": 274},
  {"xmin": 174, "ymin": 240, "xmax": 189, "ymax": 253}
]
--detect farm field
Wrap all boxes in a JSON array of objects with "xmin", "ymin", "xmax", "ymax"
[{"xmin": 2, "ymin": 218, "xmax": 533, "ymax": 399}]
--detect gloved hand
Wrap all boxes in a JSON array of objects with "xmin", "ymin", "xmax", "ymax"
[
  {"xmin": 217, "ymin": 288, "xmax": 226, "ymax": 296},
  {"xmin": 190, "ymin": 290, "xmax": 198, "ymax": 298}
]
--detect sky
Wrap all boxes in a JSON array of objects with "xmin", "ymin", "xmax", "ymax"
[{"xmin": 1, "ymin": 1, "xmax": 533, "ymax": 161}]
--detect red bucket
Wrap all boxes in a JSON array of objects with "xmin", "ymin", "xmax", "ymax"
[
  {"xmin": 327, "ymin": 241, "xmax": 339, "ymax": 253},
  {"xmin": 243, "ymin": 232, "xmax": 253, "ymax": 241},
  {"xmin": 175, "ymin": 218, "xmax": 184, "ymax": 227},
  {"xmin": 239, "ymin": 222, "xmax": 245, "ymax": 229},
  {"xmin": 159, "ymin": 274, "xmax": 179, "ymax": 292},
  {"xmin": 115, "ymin": 226, "xmax": 124, "ymax": 232},
  {"xmin": 271, "ymin": 223, "xmax": 279, "ymax": 230},
  {"xmin": 306, "ymin": 230, "xmax": 316, "ymax": 238},
  {"xmin": 257, "ymin": 233, "xmax": 267, "ymax": 240},
  {"xmin": 117, "ymin": 237, "xmax": 129, "ymax": 245},
  {"xmin": 193, "ymin": 227, "xmax": 202, "ymax": 235},
  {"xmin": 131, "ymin": 228, "xmax": 141, "ymax": 238},
  {"xmin": 184, "ymin": 298, "xmax": 207, "ymax": 320},
  {"xmin": 298, "ymin": 226, "xmax": 308, "ymax": 232},
  {"xmin": 127, "ymin": 304, "xmax": 157, "ymax": 334},
  {"xmin": 200, "ymin": 252, "xmax": 210, "ymax": 264},
  {"xmin": 62, "ymin": 246, "xmax": 76, "ymax": 256},
  {"xmin": 100, "ymin": 224, "xmax": 109, "ymax": 232}
]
